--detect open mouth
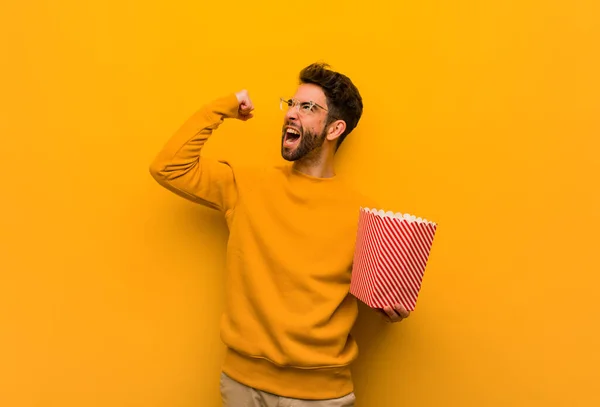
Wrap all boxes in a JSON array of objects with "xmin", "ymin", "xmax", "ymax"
[{"xmin": 283, "ymin": 126, "xmax": 301, "ymax": 148}]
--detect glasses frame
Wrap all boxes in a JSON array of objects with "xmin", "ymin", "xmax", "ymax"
[{"xmin": 280, "ymin": 97, "xmax": 330, "ymax": 116}]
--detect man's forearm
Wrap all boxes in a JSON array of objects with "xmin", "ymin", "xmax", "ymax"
[
  {"xmin": 148, "ymin": 93, "xmax": 241, "ymax": 211},
  {"xmin": 149, "ymin": 93, "xmax": 239, "ymax": 184}
]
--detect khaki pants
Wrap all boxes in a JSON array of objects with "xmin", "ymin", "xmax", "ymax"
[{"xmin": 220, "ymin": 372, "xmax": 356, "ymax": 407}]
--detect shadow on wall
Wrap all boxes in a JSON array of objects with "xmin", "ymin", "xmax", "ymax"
[
  {"xmin": 157, "ymin": 204, "xmax": 231, "ymax": 405},
  {"xmin": 351, "ymin": 302, "xmax": 396, "ymax": 399}
]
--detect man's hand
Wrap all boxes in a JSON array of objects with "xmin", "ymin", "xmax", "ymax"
[
  {"xmin": 235, "ymin": 89, "xmax": 254, "ymax": 121},
  {"xmin": 377, "ymin": 303, "xmax": 410, "ymax": 323}
]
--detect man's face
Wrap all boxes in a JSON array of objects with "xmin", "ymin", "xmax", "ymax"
[{"xmin": 281, "ymin": 83, "xmax": 330, "ymax": 162}]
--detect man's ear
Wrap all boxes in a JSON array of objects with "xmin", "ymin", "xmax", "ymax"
[{"xmin": 326, "ymin": 119, "xmax": 346, "ymax": 143}]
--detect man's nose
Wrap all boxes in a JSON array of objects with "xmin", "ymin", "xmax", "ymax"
[{"xmin": 285, "ymin": 106, "xmax": 298, "ymax": 121}]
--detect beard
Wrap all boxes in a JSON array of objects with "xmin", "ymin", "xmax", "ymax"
[{"xmin": 280, "ymin": 123, "xmax": 327, "ymax": 162}]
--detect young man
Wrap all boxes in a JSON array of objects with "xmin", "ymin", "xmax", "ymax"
[{"xmin": 149, "ymin": 63, "xmax": 410, "ymax": 407}]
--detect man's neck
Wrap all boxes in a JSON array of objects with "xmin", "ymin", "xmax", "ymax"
[
  {"xmin": 292, "ymin": 151, "xmax": 336, "ymax": 179},
  {"xmin": 292, "ymin": 162, "xmax": 336, "ymax": 178}
]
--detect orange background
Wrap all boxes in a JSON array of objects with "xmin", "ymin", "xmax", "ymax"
[{"xmin": 1, "ymin": 1, "xmax": 599, "ymax": 406}]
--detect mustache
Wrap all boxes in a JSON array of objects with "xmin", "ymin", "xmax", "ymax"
[{"xmin": 282, "ymin": 122, "xmax": 302, "ymax": 131}]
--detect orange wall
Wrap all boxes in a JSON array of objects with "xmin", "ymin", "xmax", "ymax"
[{"xmin": 1, "ymin": 1, "xmax": 599, "ymax": 406}]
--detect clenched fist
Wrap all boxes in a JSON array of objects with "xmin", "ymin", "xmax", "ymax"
[{"xmin": 235, "ymin": 89, "xmax": 254, "ymax": 121}]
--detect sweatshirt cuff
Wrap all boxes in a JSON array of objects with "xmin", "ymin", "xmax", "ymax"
[{"xmin": 209, "ymin": 93, "xmax": 240, "ymax": 119}]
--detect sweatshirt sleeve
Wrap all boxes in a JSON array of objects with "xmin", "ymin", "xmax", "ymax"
[{"xmin": 149, "ymin": 93, "xmax": 240, "ymax": 214}]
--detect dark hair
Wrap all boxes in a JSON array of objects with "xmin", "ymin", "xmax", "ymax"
[{"xmin": 299, "ymin": 62, "xmax": 363, "ymax": 151}]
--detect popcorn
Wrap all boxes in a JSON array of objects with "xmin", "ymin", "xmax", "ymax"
[{"xmin": 350, "ymin": 207, "xmax": 438, "ymax": 311}]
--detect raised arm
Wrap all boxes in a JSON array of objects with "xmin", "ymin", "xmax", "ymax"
[{"xmin": 149, "ymin": 90, "xmax": 254, "ymax": 213}]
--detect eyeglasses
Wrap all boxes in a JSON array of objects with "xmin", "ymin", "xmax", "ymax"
[{"xmin": 279, "ymin": 97, "xmax": 329, "ymax": 116}]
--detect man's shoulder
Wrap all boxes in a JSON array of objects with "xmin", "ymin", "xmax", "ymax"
[
  {"xmin": 353, "ymin": 190, "xmax": 380, "ymax": 211},
  {"xmin": 226, "ymin": 160, "xmax": 288, "ymax": 182},
  {"xmin": 327, "ymin": 179, "xmax": 379, "ymax": 215}
]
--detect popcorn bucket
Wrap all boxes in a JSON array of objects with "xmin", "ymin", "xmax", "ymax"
[{"xmin": 350, "ymin": 207, "xmax": 438, "ymax": 311}]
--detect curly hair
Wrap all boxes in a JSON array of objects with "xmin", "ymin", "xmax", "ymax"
[{"xmin": 299, "ymin": 63, "xmax": 363, "ymax": 151}]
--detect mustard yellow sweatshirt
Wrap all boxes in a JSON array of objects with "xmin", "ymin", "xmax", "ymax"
[{"xmin": 149, "ymin": 93, "xmax": 374, "ymax": 400}]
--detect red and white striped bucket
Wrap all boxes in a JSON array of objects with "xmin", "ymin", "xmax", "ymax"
[{"xmin": 350, "ymin": 207, "xmax": 438, "ymax": 311}]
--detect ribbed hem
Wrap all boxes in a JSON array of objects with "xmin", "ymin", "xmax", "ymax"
[{"xmin": 221, "ymin": 347, "xmax": 354, "ymax": 400}]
